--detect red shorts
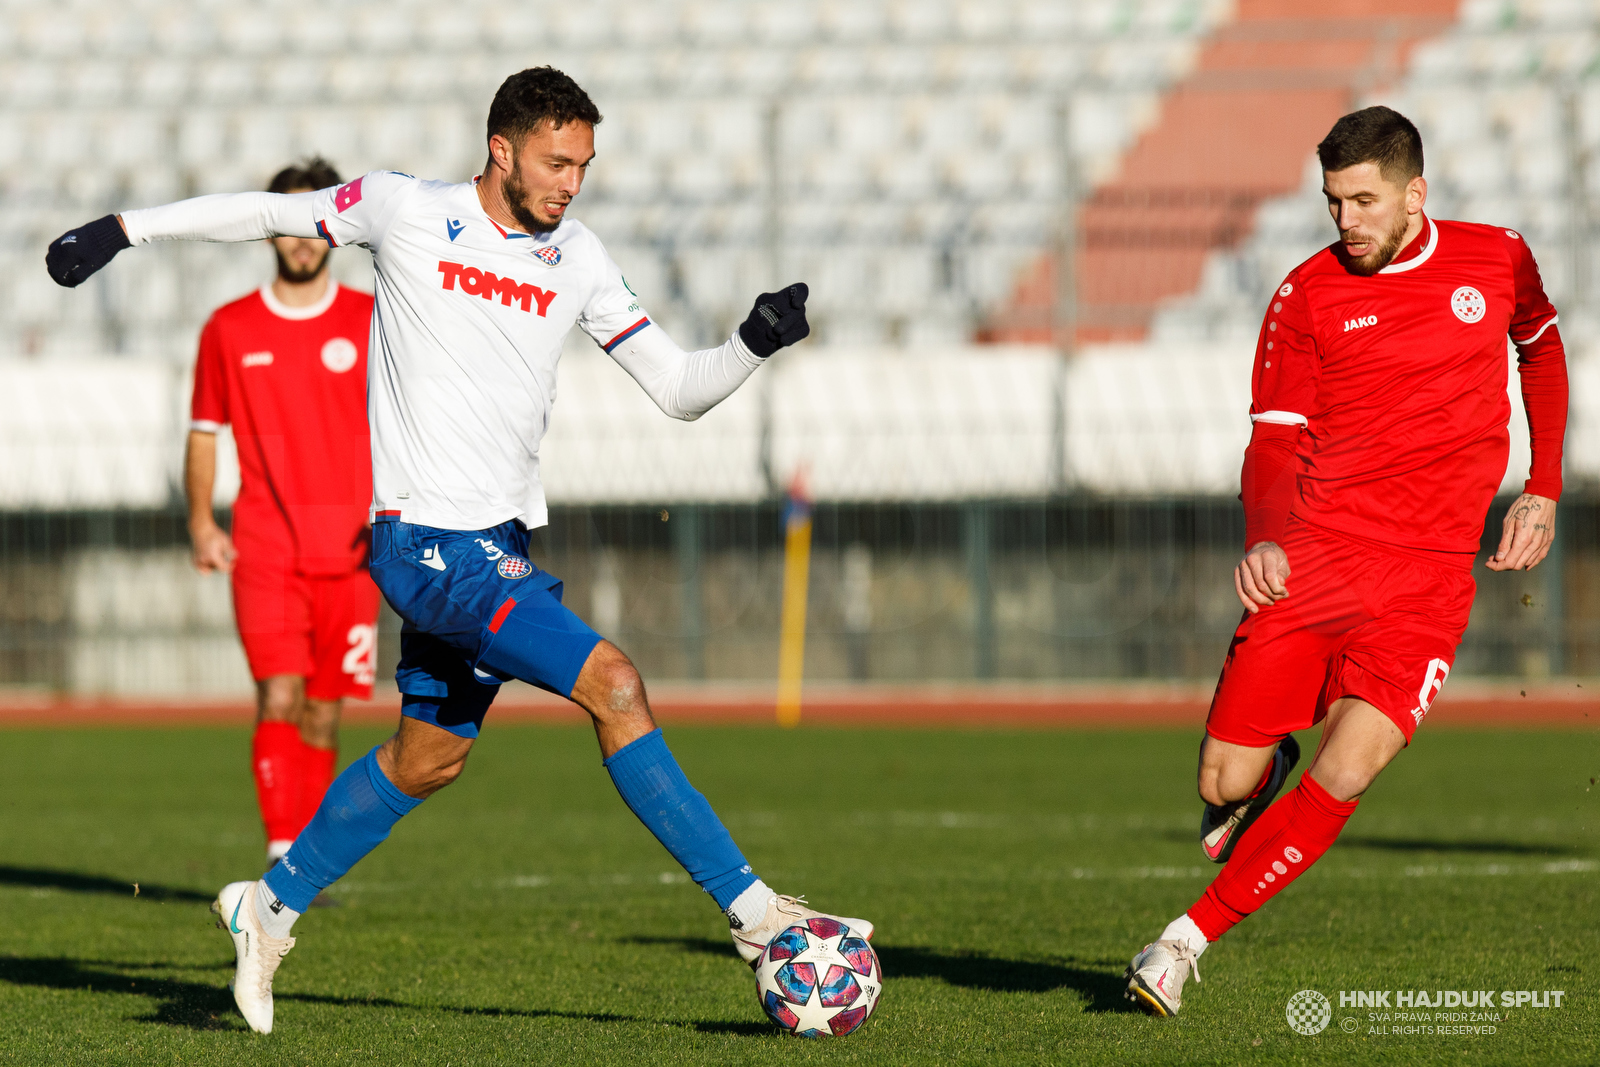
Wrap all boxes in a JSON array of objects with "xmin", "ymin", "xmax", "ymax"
[
  {"xmin": 232, "ymin": 559, "xmax": 381, "ymax": 701},
  {"xmin": 1206, "ymin": 517, "xmax": 1475, "ymax": 748}
]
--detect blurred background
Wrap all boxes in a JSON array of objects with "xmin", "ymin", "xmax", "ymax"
[{"xmin": 0, "ymin": 0, "xmax": 1596, "ymax": 696}]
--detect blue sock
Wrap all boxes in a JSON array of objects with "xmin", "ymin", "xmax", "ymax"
[
  {"xmin": 604, "ymin": 728, "xmax": 758, "ymax": 909},
  {"xmin": 262, "ymin": 747, "xmax": 421, "ymax": 913}
]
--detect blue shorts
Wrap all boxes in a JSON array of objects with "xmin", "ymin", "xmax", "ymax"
[{"xmin": 370, "ymin": 518, "xmax": 605, "ymax": 738}]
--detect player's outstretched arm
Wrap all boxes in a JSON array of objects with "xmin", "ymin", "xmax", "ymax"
[
  {"xmin": 606, "ymin": 283, "xmax": 811, "ymax": 421},
  {"xmin": 45, "ymin": 191, "xmax": 321, "ymax": 288},
  {"xmin": 1487, "ymin": 493, "xmax": 1556, "ymax": 572}
]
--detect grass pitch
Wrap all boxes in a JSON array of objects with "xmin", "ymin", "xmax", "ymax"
[{"xmin": 0, "ymin": 721, "xmax": 1595, "ymax": 1066}]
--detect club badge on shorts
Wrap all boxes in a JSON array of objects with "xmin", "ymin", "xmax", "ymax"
[{"xmin": 498, "ymin": 555, "xmax": 533, "ymax": 580}]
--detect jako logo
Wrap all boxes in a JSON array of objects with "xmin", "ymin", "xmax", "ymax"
[
  {"xmin": 1344, "ymin": 315, "xmax": 1377, "ymax": 332},
  {"xmin": 438, "ymin": 261, "xmax": 557, "ymax": 316}
]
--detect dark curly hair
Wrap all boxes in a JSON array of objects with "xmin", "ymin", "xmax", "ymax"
[
  {"xmin": 267, "ymin": 156, "xmax": 342, "ymax": 194},
  {"xmin": 486, "ymin": 66, "xmax": 603, "ymax": 148}
]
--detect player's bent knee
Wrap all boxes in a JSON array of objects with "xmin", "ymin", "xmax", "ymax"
[
  {"xmin": 1197, "ymin": 766, "xmax": 1247, "ymax": 808},
  {"xmin": 1307, "ymin": 765, "xmax": 1372, "ymax": 804},
  {"xmin": 575, "ymin": 643, "xmax": 649, "ymax": 720},
  {"xmin": 1197, "ymin": 775, "xmax": 1230, "ymax": 809},
  {"xmin": 601, "ymin": 663, "xmax": 644, "ymax": 714},
  {"xmin": 257, "ymin": 676, "xmax": 305, "ymax": 723}
]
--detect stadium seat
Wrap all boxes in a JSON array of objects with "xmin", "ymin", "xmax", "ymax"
[
  {"xmin": 2, "ymin": 0, "xmax": 1230, "ymax": 363},
  {"xmin": 1150, "ymin": 10, "xmax": 1600, "ymax": 347}
]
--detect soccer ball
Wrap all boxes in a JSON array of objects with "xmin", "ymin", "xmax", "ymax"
[{"xmin": 753, "ymin": 917, "xmax": 882, "ymax": 1037}]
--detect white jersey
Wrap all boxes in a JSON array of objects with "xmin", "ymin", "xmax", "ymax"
[{"xmin": 124, "ymin": 171, "xmax": 763, "ymax": 531}]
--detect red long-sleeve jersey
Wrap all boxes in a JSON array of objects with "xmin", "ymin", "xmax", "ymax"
[{"xmin": 1241, "ymin": 215, "xmax": 1568, "ymax": 559}]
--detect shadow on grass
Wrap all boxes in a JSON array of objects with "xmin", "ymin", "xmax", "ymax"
[
  {"xmin": 0, "ymin": 865, "xmax": 213, "ymax": 903},
  {"xmin": 1336, "ymin": 837, "xmax": 1579, "ymax": 856},
  {"xmin": 1156, "ymin": 831, "xmax": 1578, "ymax": 856},
  {"xmin": 0, "ymin": 956, "xmax": 646, "ymax": 1032},
  {"xmin": 622, "ymin": 937, "xmax": 1136, "ymax": 1014},
  {"xmin": 0, "ymin": 956, "xmax": 243, "ymax": 1030},
  {"xmin": 878, "ymin": 946, "xmax": 1134, "ymax": 1012},
  {"xmin": 688, "ymin": 1020, "xmax": 779, "ymax": 1036},
  {"xmin": 442, "ymin": 1005, "xmax": 638, "ymax": 1023}
]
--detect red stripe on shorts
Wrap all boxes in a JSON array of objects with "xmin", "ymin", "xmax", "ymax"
[{"xmin": 488, "ymin": 598, "xmax": 517, "ymax": 633}]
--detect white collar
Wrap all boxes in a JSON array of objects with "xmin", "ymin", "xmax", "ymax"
[
  {"xmin": 260, "ymin": 279, "xmax": 339, "ymax": 320},
  {"xmin": 1378, "ymin": 216, "xmax": 1437, "ymax": 275}
]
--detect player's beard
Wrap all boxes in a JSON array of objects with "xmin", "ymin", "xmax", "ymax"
[
  {"xmin": 505, "ymin": 158, "xmax": 563, "ymax": 236},
  {"xmin": 1339, "ymin": 209, "xmax": 1411, "ymax": 277},
  {"xmin": 275, "ymin": 248, "xmax": 329, "ymax": 284}
]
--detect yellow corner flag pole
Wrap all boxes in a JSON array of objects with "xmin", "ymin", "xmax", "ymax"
[{"xmin": 776, "ymin": 473, "xmax": 813, "ymax": 728}]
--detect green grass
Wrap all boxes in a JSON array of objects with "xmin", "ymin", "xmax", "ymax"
[{"xmin": 0, "ymin": 723, "xmax": 1596, "ymax": 1066}]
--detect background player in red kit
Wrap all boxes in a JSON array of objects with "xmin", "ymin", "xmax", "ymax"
[
  {"xmin": 1123, "ymin": 107, "xmax": 1568, "ymax": 1016},
  {"xmin": 184, "ymin": 158, "xmax": 379, "ymax": 863}
]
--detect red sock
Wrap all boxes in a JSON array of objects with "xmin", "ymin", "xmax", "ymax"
[
  {"xmin": 296, "ymin": 741, "xmax": 339, "ymax": 835},
  {"xmin": 252, "ymin": 721, "xmax": 305, "ymax": 845},
  {"xmin": 1187, "ymin": 774, "xmax": 1358, "ymax": 941}
]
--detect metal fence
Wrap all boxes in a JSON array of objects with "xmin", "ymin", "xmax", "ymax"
[{"xmin": 0, "ymin": 493, "xmax": 1582, "ymax": 697}]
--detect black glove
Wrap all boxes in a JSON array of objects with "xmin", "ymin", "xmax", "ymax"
[
  {"xmin": 738, "ymin": 282, "xmax": 810, "ymax": 358},
  {"xmin": 46, "ymin": 214, "xmax": 131, "ymax": 288}
]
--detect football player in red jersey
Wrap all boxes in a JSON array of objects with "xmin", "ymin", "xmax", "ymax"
[
  {"xmin": 184, "ymin": 158, "xmax": 380, "ymax": 865},
  {"xmin": 1124, "ymin": 107, "xmax": 1568, "ymax": 1016}
]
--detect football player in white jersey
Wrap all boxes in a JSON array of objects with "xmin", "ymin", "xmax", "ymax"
[{"xmin": 47, "ymin": 67, "xmax": 876, "ymax": 1035}]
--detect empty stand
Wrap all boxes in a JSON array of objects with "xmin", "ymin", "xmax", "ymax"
[
  {"xmin": 0, "ymin": 0, "xmax": 1229, "ymax": 360},
  {"xmin": 1153, "ymin": 0, "xmax": 1600, "ymax": 349},
  {"xmin": 983, "ymin": 0, "xmax": 1462, "ymax": 344}
]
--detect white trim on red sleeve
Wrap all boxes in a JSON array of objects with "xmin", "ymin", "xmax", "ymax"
[
  {"xmin": 1251, "ymin": 410, "xmax": 1309, "ymax": 426},
  {"xmin": 190, "ymin": 419, "xmax": 223, "ymax": 433},
  {"xmin": 1512, "ymin": 313, "xmax": 1559, "ymax": 346}
]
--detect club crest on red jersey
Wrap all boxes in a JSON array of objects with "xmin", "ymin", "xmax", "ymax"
[
  {"xmin": 498, "ymin": 555, "xmax": 533, "ymax": 580},
  {"xmin": 1451, "ymin": 286, "xmax": 1486, "ymax": 323},
  {"xmin": 532, "ymin": 246, "xmax": 562, "ymax": 266},
  {"xmin": 321, "ymin": 337, "xmax": 358, "ymax": 373}
]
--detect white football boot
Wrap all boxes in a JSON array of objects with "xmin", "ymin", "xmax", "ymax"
[
  {"xmin": 730, "ymin": 894, "xmax": 876, "ymax": 967},
  {"xmin": 1124, "ymin": 939, "xmax": 1201, "ymax": 1017},
  {"xmin": 211, "ymin": 880, "xmax": 295, "ymax": 1034}
]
